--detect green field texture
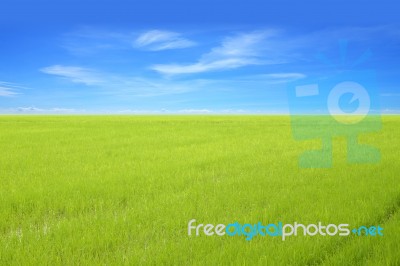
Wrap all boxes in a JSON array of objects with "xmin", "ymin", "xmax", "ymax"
[{"xmin": 0, "ymin": 115, "xmax": 399, "ymax": 265}]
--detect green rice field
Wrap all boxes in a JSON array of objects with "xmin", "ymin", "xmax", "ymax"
[{"xmin": 0, "ymin": 115, "xmax": 399, "ymax": 265}]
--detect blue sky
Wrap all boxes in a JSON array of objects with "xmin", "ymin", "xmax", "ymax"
[{"xmin": 0, "ymin": 0, "xmax": 399, "ymax": 114}]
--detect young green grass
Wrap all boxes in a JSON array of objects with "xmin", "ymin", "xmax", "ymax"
[{"xmin": 0, "ymin": 115, "xmax": 399, "ymax": 265}]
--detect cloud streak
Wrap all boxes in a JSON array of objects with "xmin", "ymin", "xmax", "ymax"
[
  {"xmin": 40, "ymin": 65, "xmax": 103, "ymax": 85},
  {"xmin": 0, "ymin": 106, "xmax": 86, "ymax": 114},
  {"xmin": 0, "ymin": 81, "xmax": 25, "ymax": 97},
  {"xmin": 151, "ymin": 31, "xmax": 280, "ymax": 75},
  {"xmin": 0, "ymin": 86, "xmax": 19, "ymax": 97},
  {"xmin": 15, "ymin": 107, "xmax": 80, "ymax": 113},
  {"xmin": 134, "ymin": 30, "xmax": 196, "ymax": 51},
  {"xmin": 40, "ymin": 65, "xmax": 201, "ymax": 96}
]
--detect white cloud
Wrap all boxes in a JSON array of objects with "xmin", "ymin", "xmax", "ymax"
[
  {"xmin": 204, "ymin": 31, "xmax": 270, "ymax": 59},
  {"xmin": 40, "ymin": 64, "xmax": 305, "ymax": 99},
  {"xmin": 177, "ymin": 109, "xmax": 213, "ymax": 114},
  {"xmin": 40, "ymin": 65, "xmax": 200, "ymax": 96},
  {"xmin": 152, "ymin": 58, "xmax": 261, "ymax": 75},
  {"xmin": 247, "ymin": 73, "xmax": 306, "ymax": 84},
  {"xmin": 51, "ymin": 108, "xmax": 80, "ymax": 112},
  {"xmin": 117, "ymin": 109, "xmax": 162, "ymax": 114},
  {"xmin": 115, "ymin": 109, "xmax": 257, "ymax": 114},
  {"xmin": 135, "ymin": 30, "xmax": 179, "ymax": 46},
  {"xmin": 151, "ymin": 31, "xmax": 279, "ymax": 75},
  {"xmin": 0, "ymin": 81, "xmax": 26, "ymax": 97},
  {"xmin": 116, "ymin": 109, "xmax": 213, "ymax": 114},
  {"xmin": 40, "ymin": 65, "xmax": 103, "ymax": 85},
  {"xmin": 134, "ymin": 30, "xmax": 196, "ymax": 51},
  {"xmin": 61, "ymin": 27, "xmax": 135, "ymax": 55},
  {"xmin": 17, "ymin": 107, "xmax": 44, "ymax": 112},
  {"xmin": 62, "ymin": 28, "xmax": 196, "ymax": 55},
  {"xmin": 11, "ymin": 107, "xmax": 81, "ymax": 113},
  {"xmin": 193, "ymin": 73, "xmax": 306, "ymax": 84},
  {"xmin": 381, "ymin": 109, "xmax": 400, "ymax": 114},
  {"xmin": 0, "ymin": 86, "xmax": 19, "ymax": 97},
  {"xmin": 263, "ymin": 73, "xmax": 306, "ymax": 79}
]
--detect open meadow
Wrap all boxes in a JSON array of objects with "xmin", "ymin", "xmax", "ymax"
[{"xmin": 0, "ymin": 115, "xmax": 399, "ymax": 265}]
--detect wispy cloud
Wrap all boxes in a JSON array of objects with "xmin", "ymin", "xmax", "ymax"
[
  {"xmin": 0, "ymin": 106, "xmax": 83, "ymax": 113},
  {"xmin": 263, "ymin": 73, "xmax": 305, "ymax": 79},
  {"xmin": 62, "ymin": 28, "xmax": 196, "ymax": 55},
  {"xmin": 0, "ymin": 86, "xmax": 19, "ymax": 97},
  {"xmin": 151, "ymin": 31, "xmax": 280, "ymax": 75},
  {"xmin": 382, "ymin": 108, "xmax": 400, "ymax": 114},
  {"xmin": 0, "ymin": 81, "xmax": 26, "ymax": 97},
  {"xmin": 151, "ymin": 58, "xmax": 261, "ymax": 75},
  {"xmin": 249, "ymin": 73, "xmax": 306, "ymax": 84},
  {"xmin": 61, "ymin": 27, "xmax": 135, "ymax": 55},
  {"xmin": 191, "ymin": 72, "xmax": 306, "ymax": 85},
  {"xmin": 40, "ymin": 65, "xmax": 103, "ymax": 85},
  {"xmin": 114, "ymin": 108, "xmax": 285, "ymax": 114},
  {"xmin": 117, "ymin": 108, "xmax": 213, "ymax": 114},
  {"xmin": 177, "ymin": 109, "xmax": 213, "ymax": 114},
  {"xmin": 134, "ymin": 30, "xmax": 196, "ymax": 51},
  {"xmin": 40, "ymin": 65, "xmax": 201, "ymax": 96}
]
